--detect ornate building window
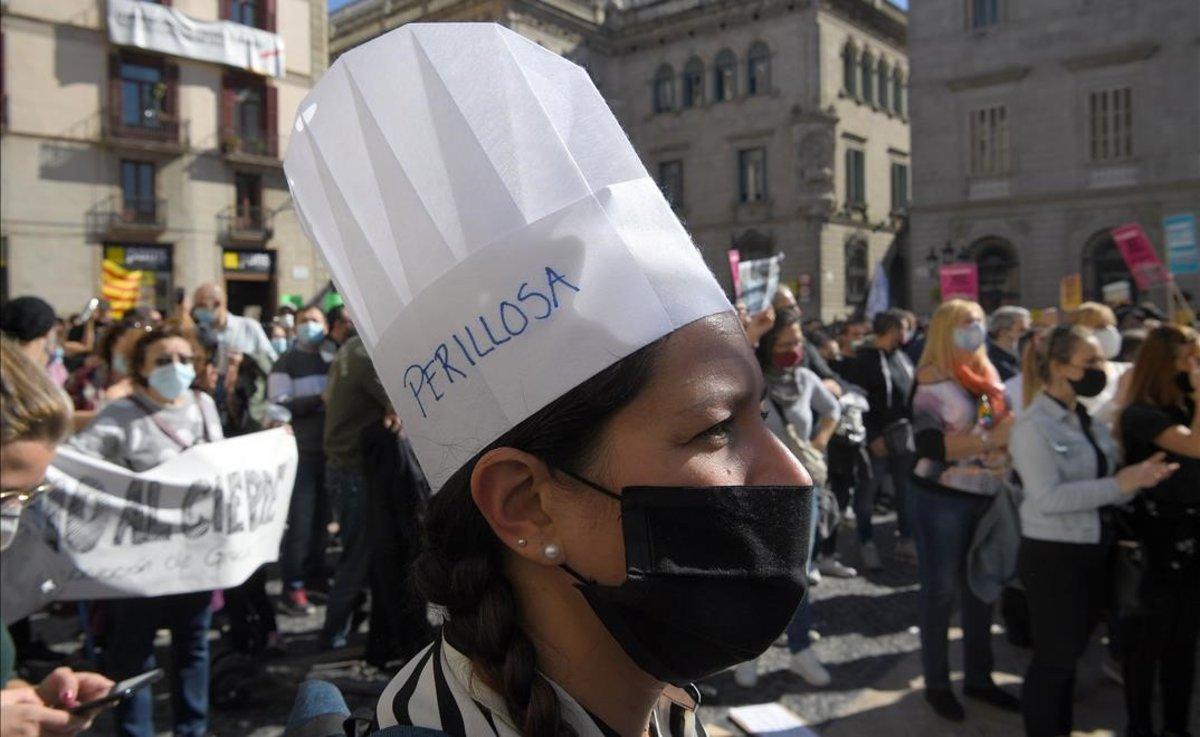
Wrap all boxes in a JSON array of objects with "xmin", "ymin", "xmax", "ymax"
[
  {"xmin": 653, "ymin": 64, "xmax": 675, "ymax": 113},
  {"xmin": 1088, "ymin": 87, "xmax": 1133, "ymax": 162},
  {"xmin": 738, "ymin": 147, "xmax": 767, "ymax": 203},
  {"xmin": 968, "ymin": 105, "xmax": 1010, "ymax": 176},
  {"xmin": 877, "ymin": 59, "xmax": 890, "ymax": 109},
  {"xmin": 747, "ymin": 42, "xmax": 770, "ymax": 96},
  {"xmin": 845, "ymin": 239, "xmax": 869, "ymax": 306},
  {"xmin": 971, "ymin": 237, "xmax": 1020, "ymax": 311},
  {"xmin": 713, "ymin": 50, "xmax": 737, "ymax": 102},
  {"xmin": 657, "ymin": 160, "xmax": 683, "ymax": 209},
  {"xmin": 845, "ymin": 146, "xmax": 866, "ymax": 208},
  {"xmin": 860, "ymin": 51, "xmax": 874, "ymax": 104},
  {"xmin": 968, "ymin": 0, "xmax": 1001, "ymax": 29},
  {"xmin": 682, "ymin": 57, "xmax": 704, "ymax": 108},
  {"xmin": 892, "ymin": 70, "xmax": 905, "ymax": 116},
  {"xmin": 842, "ymin": 43, "xmax": 858, "ymax": 97}
]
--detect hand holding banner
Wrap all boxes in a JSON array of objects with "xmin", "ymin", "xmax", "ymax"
[
  {"xmin": 1111, "ymin": 223, "xmax": 1169, "ymax": 290},
  {"xmin": 0, "ymin": 429, "xmax": 297, "ymax": 624}
]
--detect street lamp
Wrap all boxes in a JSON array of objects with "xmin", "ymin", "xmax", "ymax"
[
  {"xmin": 925, "ymin": 246, "xmax": 939, "ymax": 277},
  {"xmin": 940, "ymin": 241, "xmax": 956, "ymax": 265}
]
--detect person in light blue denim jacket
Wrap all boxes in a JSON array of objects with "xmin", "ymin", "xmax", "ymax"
[{"xmin": 1009, "ymin": 325, "xmax": 1176, "ymax": 737}]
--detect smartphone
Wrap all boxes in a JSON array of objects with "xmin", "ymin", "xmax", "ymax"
[
  {"xmin": 174, "ymin": 286, "xmax": 186, "ymax": 306},
  {"xmin": 68, "ymin": 668, "xmax": 164, "ymax": 715}
]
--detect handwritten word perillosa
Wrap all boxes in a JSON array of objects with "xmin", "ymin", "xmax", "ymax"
[{"xmin": 404, "ymin": 266, "xmax": 581, "ymax": 418}]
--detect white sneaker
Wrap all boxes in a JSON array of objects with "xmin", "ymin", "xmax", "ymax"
[
  {"xmin": 807, "ymin": 561, "xmax": 823, "ymax": 586},
  {"xmin": 733, "ymin": 660, "xmax": 759, "ymax": 688},
  {"xmin": 817, "ymin": 555, "xmax": 858, "ymax": 578},
  {"xmin": 789, "ymin": 647, "xmax": 831, "ymax": 687},
  {"xmin": 893, "ymin": 537, "xmax": 918, "ymax": 564},
  {"xmin": 860, "ymin": 540, "xmax": 883, "ymax": 570}
]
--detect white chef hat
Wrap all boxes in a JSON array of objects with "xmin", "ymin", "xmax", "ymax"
[{"xmin": 284, "ymin": 23, "xmax": 730, "ymax": 490}]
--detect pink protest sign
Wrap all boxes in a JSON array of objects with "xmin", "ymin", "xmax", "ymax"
[
  {"xmin": 728, "ymin": 249, "xmax": 741, "ymax": 299},
  {"xmin": 940, "ymin": 263, "xmax": 979, "ymax": 301},
  {"xmin": 1111, "ymin": 223, "xmax": 1168, "ymax": 290}
]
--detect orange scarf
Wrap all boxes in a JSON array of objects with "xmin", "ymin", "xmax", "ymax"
[{"xmin": 953, "ymin": 360, "xmax": 1009, "ymax": 421}]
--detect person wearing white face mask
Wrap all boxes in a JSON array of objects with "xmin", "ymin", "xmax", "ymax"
[
  {"xmin": 1, "ymin": 338, "xmax": 116, "ymax": 736},
  {"xmin": 68, "ymin": 325, "xmax": 223, "ymax": 737},
  {"xmin": 1066, "ymin": 302, "xmax": 1132, "ymax": 427},
  {"xmin": 268, "ymin": 306, "xmax": 334, "ymax": 613}
]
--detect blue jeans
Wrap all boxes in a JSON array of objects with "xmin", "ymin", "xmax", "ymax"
[
  {"xmin": 785, "ymin": 483, "xmax": 822, "ymax": 654},
  {"xmin": 280, "ymin": 454, "xmax": 327, "ymax": 589},
  {"xmin": 855, "ymin": 453, "xmax": 914, "ymax": 543},
  {"xmin": 911, "ymin": 482, "xmax": 995, "ymax": 691},
  {"xmin": 104, "ymin": 592, "xmax": 212, "ymax": 737},
  {"xmin": 322, "ymin": 464, "xmax": 369, "ymax": 644}
]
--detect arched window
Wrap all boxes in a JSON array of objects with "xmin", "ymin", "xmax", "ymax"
[
  {"xmin": 747, "ymin": 42, "xmax": 770, "ymax": 96},
  {"xmin": 842, "ymin": 43, "xmax": 858, "ymax": 97},
  {"xmin": 1082, "ymin": 229, "xmax": 1138, "ymax": 302},
  {"xmin": 860, "ymin": 51, "xmax": 874, "ymax": 104},
  {"xmin": 653, "ymin": 64, "xmax": 675, "ymax": 113},
  {"xmin": 892, "ymin": 70, "xmax": 905, "ymax": 116},
  {"xmin": 877, "ymin": 59, "xmax": 890, "ymax": 109},
  {"xmin": 845, "ymin": 239, "xmax": 869, "ymax": 306},
  {"xmin": 970, "ymin": 237, "xmax": 1020, "ymax": 312},
  {"xmin": 714, "ymin": 49, "xmax": 737, "ymax": 102},
  {"xmin": 682, "ymin": 57, "xmax": 704, "ymax": 108}
]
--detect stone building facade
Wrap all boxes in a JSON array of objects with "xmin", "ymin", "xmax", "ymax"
[
  {"xmin": 907, "ymin": 0, "xmax": 1200, "ymax": 315},
  {"xmin": 1, "ymin": 0, "xmax": 330, "ymax": 318},
  {"xmin": 330, "ymin": 0, "xmax": 910, "ymax": 321}
]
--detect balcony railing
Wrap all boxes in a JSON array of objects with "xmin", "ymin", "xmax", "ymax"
[
  {"xmin": 102, "ymin": 107, "xmax": 188, "ymax": 153},
  {"xmin": 90, "ymin": 195, "xmax": 167, "ymax": 239},
  {"xmin": 221, "ymin": 129, "xmax": 280, "ymax": 164},
  {"xmin": 217, "ymin": 204, "xmax": 273, "ymax": 244}
]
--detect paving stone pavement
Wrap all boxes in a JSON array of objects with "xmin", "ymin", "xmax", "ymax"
[{"xmin": 19, "ymin": 511, "xmax": 1196, "ymax": 736}]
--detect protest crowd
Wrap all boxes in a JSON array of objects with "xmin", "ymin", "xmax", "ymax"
[{"xmin": 1, "ymin": 22, "xmax": 1198, "ymax": 737}]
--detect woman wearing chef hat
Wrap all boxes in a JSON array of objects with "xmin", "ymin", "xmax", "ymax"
[{"xmin": 286, "ymin": 24, "xmax": 814, "ymax": 737}]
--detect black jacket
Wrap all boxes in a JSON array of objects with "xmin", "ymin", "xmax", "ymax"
[
  {"xmin": 839, "ymin": 345, "xmax": 914, "ymax": 441},
  {"xmin": 987, "ymin": 340, "xmax": 1021, "ymax": 383}
]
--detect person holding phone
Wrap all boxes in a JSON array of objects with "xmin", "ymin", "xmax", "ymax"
[
  {"xmin": 67, "ymin": 325, "xmax": 222, "ymax": 737},
  {"xmin": 1, "ymin": 337, "xmax": 114, "ymax": 736}
]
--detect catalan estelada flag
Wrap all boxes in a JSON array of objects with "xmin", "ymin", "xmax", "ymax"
[{"xmin": 100, "ymin": 259, "xmax": 143, "ymax": 317}]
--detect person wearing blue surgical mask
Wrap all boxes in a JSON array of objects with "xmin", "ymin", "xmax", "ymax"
[
  {"xmin": 68, "ymin": 326, "xmax": 223, "ymax": 737},
  {"xmin": 267, "ymin": 306, "xmax": 332, "ymax": 615}
]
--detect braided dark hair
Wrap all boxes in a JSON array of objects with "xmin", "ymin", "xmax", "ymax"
[{"xmin": 415, "ymin": 335, "xmax": 667, "ymax": 737}]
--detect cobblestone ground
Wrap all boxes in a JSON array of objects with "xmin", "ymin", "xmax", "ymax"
[{"xmin": 19, "ymin": 510, "xmax": 1198, "ymax": 736}]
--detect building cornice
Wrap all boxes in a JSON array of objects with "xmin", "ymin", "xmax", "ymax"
[
  {"xmin": 910, "ymin": 178, "xmax": 1200, "ymax": 215},
  {"xmin": 1061, "ymin": 41, "xmax": 1159, "ymax": 72},
  {"xmin": 945, "ymin": 65, "xmax": 1030, "ymax": 91}
]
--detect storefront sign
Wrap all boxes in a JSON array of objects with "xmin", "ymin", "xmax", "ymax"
[
  {"xmin": 107, "ymin": 0, "xmax": 285, "ymax": 79},
  {"xmin": 939, "ymin": 263, "xmax": 979, "ymax": 302},
  {"xmin": 1112, "ymin": 222, "xmax": 1169, "ymax": 290},
  {"xmin": 1165, "ymin": 213, "xmax": 1199, "ymax": 276},
  {"xmin": 223, "ymin": 249, "xmax": 273, "ymax": 275}
]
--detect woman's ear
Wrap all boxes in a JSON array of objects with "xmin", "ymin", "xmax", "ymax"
[{"xmin": 471, "ymin": 448, "xmax": 560, "ymax": 566}]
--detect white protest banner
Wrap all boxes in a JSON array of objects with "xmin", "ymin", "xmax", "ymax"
[
  {"xmin": 1, "ymin": 429, "xmax": 297, "ymax": 624},
  {"xmin": 108, "ymin": 0, "xmax": 286, "ymax": 79},
  {"xmin": 738, "ymin": 254, "xmax": 784, "ymax": 313}
]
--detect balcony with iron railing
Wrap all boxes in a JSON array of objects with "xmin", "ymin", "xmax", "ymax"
[
  {"xmin": 102, "ymin": 107, "xmax": 188, "ymax": 154},
  {"xmin": 89, "ymin": 195, "xmax": 168, "ymax": 240},
  {"xmin": 217, "ymin": 204, "xmax": 274, "ymax": 245},
  {"xmin": 221, "ymin": 128, "xmax": 280, "ymax": 167}
]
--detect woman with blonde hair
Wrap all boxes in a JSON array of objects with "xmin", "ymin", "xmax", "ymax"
[
  {"xmin": 910, "ymin": 299, "xmax": 1019, "ymax": 722},
  {"xmin": 1116, "ymin": 324, "xmax": 1200, "ymax": 737},
  {"xmin": 1, "ymin": 337, "xmax": 114, "ymax": 736},
  {"xmin": 1066, "ymin": 301, "xmax": 1130, "ymax": 424}
]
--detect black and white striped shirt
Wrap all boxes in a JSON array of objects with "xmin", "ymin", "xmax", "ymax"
[{"xmin": 378, "ymin": 635, "xmax": 708, "ymax": 737}]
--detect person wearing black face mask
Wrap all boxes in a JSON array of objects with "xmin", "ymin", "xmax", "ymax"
[
  {"xmin": 1009, "ymin": 326, "xmax": 1178, "ymax": 737},
  {"xmin": 1116, "ymin": 325, "xmax": 1200, "ymax": 737}
]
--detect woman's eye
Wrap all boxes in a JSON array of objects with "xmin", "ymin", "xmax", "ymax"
[
  {"xmin": 696, "ymin": 417, "xmax": 735, "ymax": 443},
  {"xmin": 760, "ymin": 409, "xmax": 770, "ymax": 421}
]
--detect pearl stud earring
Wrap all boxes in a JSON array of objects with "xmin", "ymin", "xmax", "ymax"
[
  {"xmin": 517, "ymin": 538, "xmax": 528, "ymax": 547},
  {"xmin": 543, "ymin": 543, "xmax": 562, "ymax": 561}
]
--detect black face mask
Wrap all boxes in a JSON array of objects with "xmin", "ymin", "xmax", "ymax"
[
  {"xmin": 556, "ymin": 469, "xmax": 813, "ymax": 686},
  {"xmin": 1069, "ymin": 367, "xmax": 1108, "ymax": 398},
  {"xmin": 1177, "ymin": 372, "xmax": 1195, "ymax": 397}
]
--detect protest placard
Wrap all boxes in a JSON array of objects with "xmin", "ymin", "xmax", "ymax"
[
  {"xmin": 939, "ymin": 263, "xmax": 979, "ymax": 301},
  {"xmin": 1112, "ymin": 223, "xmax": 1169, "ymax": 290},
  {"xmin": 737, "ymin": 254, "xmax": 784, "ymax": 313},
  {"xmin": 1165, "ymin": 213, "xmax": 1199, "ymax": 276},
  {"xmin": 1, "ymin": 428, "xmax": 297, "ymax": 624},
  {"xmin": 1060, "ymin": 274, "xmax": 1083, "ymax": 311}
]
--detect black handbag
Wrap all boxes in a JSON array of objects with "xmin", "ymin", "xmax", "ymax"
[{"xmin": 882, "ymin": 418, "xmax": 915, "ymax": 458}]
